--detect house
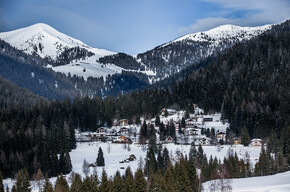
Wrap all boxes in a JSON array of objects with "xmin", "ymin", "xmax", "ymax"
[
  {"xmin": 120, "ymin": 127, "xmax": 130, "ymax": 135},
  {"xmin": 200, "ymin": 137, "xmax": 211, "ymax": 145},
  {"xmin": 165, "ymin": 136, "xmax": 174, "ymax": 143},
  {"xmin": 97, "ymin": 127, "xmax": 106, "ymax": 137},
  {"xmin": 251, "ymin": 138, "xmax": 262, "ymax": 146},
  {"xmin": 161, "ymin": 108, "xmax": 176, "ymax": 116},
  {"xmin": 233, "ymin": 137, "xmax": 241, "ymax": 145},
  {"xmin": 216, "ymin": 131, "xmax": 226, "ymax": 142},
  {"xmin": 203, "ymin": 117, "xmax": 213, "ymax": 122},
  {"xmin": 119, "ymin": 119, "xmax": 129, "ymax": 126},
  {"xmin": 186, "ymin": 128, "xmax": 198, "ymax": 136}
]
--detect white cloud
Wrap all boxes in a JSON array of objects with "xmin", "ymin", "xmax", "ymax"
[{"xmin": 179, "ymin": 0, "xmax": 290, "ymax": 35}]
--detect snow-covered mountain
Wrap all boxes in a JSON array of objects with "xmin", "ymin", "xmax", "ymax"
[
  {"xmin": 134, "ymin": 24, "xmax": 272, "ymax": 80},
  {"xmin": 0, "ymin": 23, "xmax": 272, "ymax": 82},
  {"xmin": 168, "ymin": 24, "xmax": 271, "ymax": 45},
  {"xmin": 0, "ymin": 23, "xmax": 114, "ymax": 59}
]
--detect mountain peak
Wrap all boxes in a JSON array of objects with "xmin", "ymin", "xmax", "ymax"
[
  {"xmin": 0, "ymin": 23, "xmax": 90, "ymax": 59},
  {"xmin": 169, "ymin": 24, "xmax": 272, "ymax": 45}
]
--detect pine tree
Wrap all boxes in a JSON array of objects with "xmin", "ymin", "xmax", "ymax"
[
  {"xmin": 155, "ymin": 116, "xmax": 160, "ymax": 127},
  {"xmin": 99, "ymin": 169, "xmax": 109, "ymax": 192},
  {"xmin": 157, "ymin": 145, "xmax": 164, "ymax": 172},
  {"xmin": 0, "ymin": 170, "xmax": 4, "ymax": 192},
  {"xmin": 241, "ymin": 127, "xmax": 250, "ymax": 146},
  {"xmin": 111, "ymin": 171, "xmax": 123, "ymax": 192},
  {"xmin": 181, "ymin": 117, "xmax": 186, "ymax": 128},
  {"xmin": 144, "ymin": 145, "xmax": 157, "ymax": 176},
  {"xmin": 34, "ymin": 168, "xmax": 44, "ymax": 192},
  {"xmin": 124, "ymin": 167, "xmax": 135, "ymax": 192},
  {"xmin": 70, "ymin": 173, "xmax": 83, "ymax": 192},
  {"xmin": 134, "ymin": 169, "xmax": 146, "ymax": 192},
  {"xmin": 42, "ymin": 176, "xmax": 53, "ymax": 192},
  {"xmin": 96, "ymin": 147, "xmax": 105, "ymax": 166},
  {"xmin": 15, "ymin": 168, "xmax": 31, "ymax": 192},
  {"xmin": 54, "ymin": 174, "xmax": 69, "ymax": 192},
  {"xmin": 189, "ymin": 142, "xmax": 197, "ymax": 162},
  {"xmin": 162, "ymin": 147, "xmax": 171, "ymax": 172}
]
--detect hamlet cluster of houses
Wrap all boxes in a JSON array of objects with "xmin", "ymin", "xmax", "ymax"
[{"xmin": 76, "ymin": 106, "xmax": 263, "ymax": 146}]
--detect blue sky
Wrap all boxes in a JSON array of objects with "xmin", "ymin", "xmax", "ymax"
[{"xmin": 1, "ymin": 0, "xmax": 290, "ymax": 54}]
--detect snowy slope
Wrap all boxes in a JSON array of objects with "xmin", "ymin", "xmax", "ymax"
[
  {"xmin": 203, "ymin": 171, "xmax": 290, "ymax": 192},
  {"xmin": 0, "ymin": 23, "xmax": 114, "ymax": 59},
  {"xmin": 165, "ymin": 24, "xmax": 272, "ymax": 46}
]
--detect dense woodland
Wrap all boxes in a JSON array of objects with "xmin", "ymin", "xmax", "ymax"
[{"xmin": 0, "ymin": 20, "xmax": 290, "ymax": 190}]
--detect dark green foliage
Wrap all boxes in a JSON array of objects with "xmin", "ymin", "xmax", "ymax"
[
  {"xmin": 70, "ymin": 173, "xmax": 83, "ymax": 192},
  {"xmin": 241, "ymin": 127, "xmax": 250, "ymax": 146},
  {"xmin": 181, "ymin": 117, "xmax": 186, "ymax": 128},
  {"xmin": 42, "ymin": 176, "xmax": 53, "ymax": 192},
  {"xmin": 54, "ymin": 174, "xmax": 69, "ymax": 192},
  {"xmin": 112, "ymin": 171, "xmax": 123, "ymax": 192},
  {"xmin": 134, "ymin": 169, "xmax": 146, "ymax": 192},
  {"xmin": 124, "ymin": 167, "xmax": 135, "ymax": 192},
  {"xmin": 96, "ymin": 147, "xmax": 105, "ymax": 166},
  {"xmin": 155, "ymin": 115, "xmax": 160, "ymax": 126},
  {"xmin": 99, "ymin": 169, "xmax": 109, "ymax": 192},
  {"xmin": 0, "ymin": 170, "xmax": 4, "ymax": 192},
  {"xmin": 15, "ymin": 168, "xmax": 31, "ymax": 192},
  {"xmin": 144, "ymin": 145, "xmax": 157, "ymax": 176}
]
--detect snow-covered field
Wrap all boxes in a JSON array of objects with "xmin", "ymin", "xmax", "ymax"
[
  {"xmin": 4, "ymin": 142, "xmax": 289, "ymax": 191},
  {"xmin": 203, "ymin": 171, "xmax": 290, "ymax": 192}
]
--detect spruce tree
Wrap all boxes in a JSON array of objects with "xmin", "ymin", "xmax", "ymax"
[
  {"xmin": 144, "ymin": 145, "xmax": 157, "ymax": 176},
  {"xmin": 96, "ymin": 147, "xmax": 105, "ymax": 166},
  {"xmin": 241, "ymin": 127, "xmax": 250, "ymax": 146},
  {"xmin": 99, "ymin": 169, "xmax": 109, "ymax": 192},
  {"xmin": 124, "ymin": 167, "xmax": 135, "ymax": 192},
  {"xmin": 42, "ymin": 176, "xmax": 53, "ymax": 192},
  {"xmin": 162, "ymin": 147, "xmax": 171, "ymax": 172},
  {"xmin": 15, "ymin": 168, "xmax": 31, "ymax": 192},
  {"xmin": 112, "ymin": 171, "xmax": 123, "ymax": 192},
  {"xmin": 181, "ymin": 117, "xmax": 186, "ymax": 128},
  {"xmin": 54, "ymin": 174, "xmax": 69, "ymax": 192},
  {"xmin": 70, "ymin": 173, "xmax": 83, "ymax": 192},
  {"xmin": 0, "ymin": 170, "xmax": 4, "ymax": 192},
  {"xmin": 155, "ymin": 116, "xmax": 160, "ymax": 127},
  {"xmin": 134, "ymin": 169, "xmax": 146, "ymax": 192}
]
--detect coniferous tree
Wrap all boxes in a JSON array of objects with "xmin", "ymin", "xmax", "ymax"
[
  {"xmin": 42, "ymin": 176, "xmax": 53, "ymax": 192},
  {"xmin": 70, "ymin": 173, "xmax": 83, "ymax": 192},
  {"xmin": 124, "ymin": 167, "xmax": 135, "ymax": 192},
  {"xmin": 144, "ymin": 145, "xmax": 157, "ymax": 176},
  {"xmin": 155, "ymin": 116, "xmax": 160, "ymax": 127},
  {"xmin": 162, "ymin": 147, "xmax": 171, "ymax": 172},
  {"xmin": 134, "ymin": 169, "xmax": 146, "ymax": 192},
  {"xmin": 96, "ymin": 147, "xmax": 105, "ymax": 166},
  {"xmin": 112, "ymin": 171, "xmax": 123, "ymax": 192},
  {"xmin": 99, "ymin": 169, "xmax": 109, "ymax": 192},
  {"xmin": 54, "ymin": 174, "xmax": 69, "ymax": 192},
  {"xmin": 181, "ymin": 117, "xmax": 186, "ymax": 128},
  {"xmin": 241, "ymin": 127, "xmax": 250, "ymax": 146},
  {"xmin": 15, "ymin": 168, "xmax": 31, "ymax": 192},
  {"xmin": 0, "ymin": 170, "xmax": 4, "ymax": 192}
]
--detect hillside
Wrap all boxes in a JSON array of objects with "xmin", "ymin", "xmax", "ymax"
[{"xmin": 0, "ymin": 75, "xmax": 45, "ymax": 108}]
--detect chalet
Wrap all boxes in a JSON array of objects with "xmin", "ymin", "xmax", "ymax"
[
  {"xmin": 165, "ymin": 136, "xmax": 174, "ymax": 143},
  {"xmin": 203, "ymin": 117, "xmax": 213, "ymax": 122},
  {"xmin": 216, "ymin": 131, "xmax": 226, "ymax": 142},
  {"xmin": 161, "ymin": 108, "xmax": 176, "ymax": 116},
  {"xmin": 96, "ymin": 127, "xmax": 106, "ymax": 137},
  {"xmin": 186, "ymin": 128, "xmax": 198, "ymax": 136},
  {"xmin": 119, "ymin": 119, "xmax": 129, "ymax": 126},
  {"xmin": 120, "ymin": 127, "xmax": 130, "ymax": 135},
  {"xmin": 233, "ymin": 137, "xmax": 241, "ymax": 145},
  {"xmin": 200, "ymin": 137, "xmax": 211, "ymax": 145},
  {"xmin": 251, "ymin": 138, "xmax": 262, "ymax": 146}
]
